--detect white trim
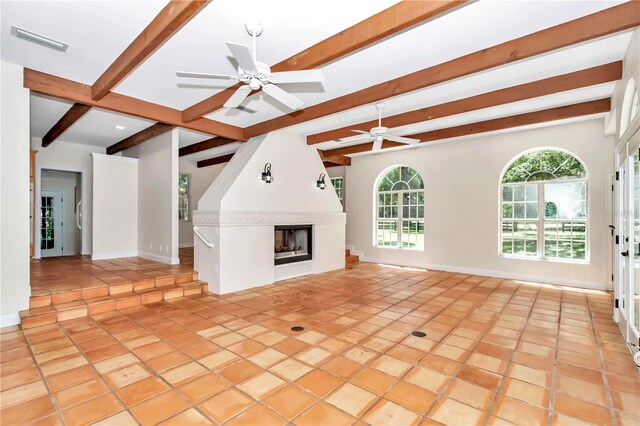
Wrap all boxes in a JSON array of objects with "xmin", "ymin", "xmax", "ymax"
[
  {"xmin": 193, "ymin": 210, "xmax": 345, "ymax": 226},
  {"xmin": 90, "ymin": 153, "xmax": 138, "ymax": 164},
  {"xmin": 137, "ymin": 251, "xmax": 180, "ymax": 265},
  {"xmin": 0, "ymin": 313, "xmax": 21, "ymax": 328},
  {"xmin": 358, "ymin": 257, "xmax": 608, "ymax": 291},
  {"xmin": 91, "ymin": 250, "xmax": 138, "ymax": 261},
  {"xmin": 179, "ymin": 243, "xmax": 194, "ymax": 248}
]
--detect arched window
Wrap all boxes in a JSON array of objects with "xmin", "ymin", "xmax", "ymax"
[
  {"xmin": 376, "ymin": 166, "xmax": 424, "ymax": 250},
  {"xmin": 630, "ymin": 89, "xmax": 639, "ymax": 124},
  {"xmin": 501, "ymin": 149, "xmax": 588, "ymax": 261},
  {"xmin": 621, "ymin": 80, "xmax": 639, "ymax": 136}
]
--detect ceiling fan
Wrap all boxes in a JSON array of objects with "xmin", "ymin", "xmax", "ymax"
[
  {"xmin": 337, "ymin": 103, "xmax": 421, "ymax": 151},
  {"xmin": 176, "ymin": 23, "xmax": 324, "ymax": 111}
]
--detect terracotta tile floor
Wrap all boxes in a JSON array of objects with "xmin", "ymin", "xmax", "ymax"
[
  {"xmin": 30, "ymin": 248, "xmax": 195, "ymax": 296},
  {"xmin": 2, "ymin": 262, "xmax": 639, "ymax": 425}
]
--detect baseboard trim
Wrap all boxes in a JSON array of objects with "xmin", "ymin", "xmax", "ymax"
[
  {"xmin": 179, "ymin": 243, "xmax": 194, "ymax": 248},
  {"xmin": 92, "ymin": 251, "xmax": 138, "ymax": 261},
  {"xmin": 137, "ymin": 251, "xmax": 180, "ymax": 265},
  {"xmin": 359, "ymin": 256, "xmax": 608, "ymax": 291},
  {"xmin": 1, "ymin": 313, "xmax": 21, "ymax": 328}
]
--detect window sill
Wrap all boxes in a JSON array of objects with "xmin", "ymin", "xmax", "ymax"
[{"xmin": 500, "ymin": 254, "xmax": 590, "ymax": 265}]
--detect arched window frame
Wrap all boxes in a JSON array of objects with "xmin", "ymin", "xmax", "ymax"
[
  {"xmin": 500, "ymin": 148, "xmax": 589, "ymax": 262},
  {"xmin": 375, "ymin": 165, "xmax": 424, "ymax": 250},
  {"xmin": 620, "ymin": 79, "xmax": 639, "ymax": 138}
]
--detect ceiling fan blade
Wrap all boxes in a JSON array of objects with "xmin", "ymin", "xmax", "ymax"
[
  {"xmin": 386, "ymin": 135, "xmax": 421, "ymax": 145},
  {"xmin": 176, "ymin": 71, "xmax": 236, "ymax": 80},
  {"xmin": 223, "ymin": 85, "xmax": 252, "ymax": 108},
  {"xmin": 372, "ymin": 138, "xmax": 384, "ymax": 151},
  {"xmin": 262, "ymin": 84, "xmax": 304, "ymax": 110},
  {"xmin": 351, "ymin": 130, "xmax": 370, "ymax": 134},
  {"xmin": 269, "ymin": 69, "xmax": 325, "ymax": 84},
  {"xmin": 337, "ymin": 134, "xmax": 373, "ymax": 144},
  {"xmin": 225, "ymin": 42, "xmax": 258, "ymax": 73}
]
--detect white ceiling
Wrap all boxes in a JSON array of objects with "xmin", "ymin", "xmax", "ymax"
[{"xmin": 0, "ymin": 0, "xmax": 632, "ymax": 160}]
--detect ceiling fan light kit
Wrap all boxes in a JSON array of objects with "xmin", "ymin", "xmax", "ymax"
[{"xmin": 176, "ymin": 22, "xmax": 325, "ymax": 111}]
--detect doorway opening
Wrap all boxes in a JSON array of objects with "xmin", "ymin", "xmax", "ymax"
[{"xmin": 40, "ymin": 169, "xmax": 82, "ymax": 257}]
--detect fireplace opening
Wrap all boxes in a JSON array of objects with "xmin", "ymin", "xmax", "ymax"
[{"xmin": 274, "ymin": 225, "xmax": 312, "ymax": 265}]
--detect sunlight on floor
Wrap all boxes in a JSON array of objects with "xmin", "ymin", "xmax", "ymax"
[
  {"xmin": 377, "ymin": 263, "xmax": 429, "ymax": 272},
  {"xmin": 514, "ymin": 280, "xmax": 610, "ymax": 295}
]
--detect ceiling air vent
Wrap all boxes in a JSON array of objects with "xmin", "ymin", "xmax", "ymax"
[{"xmin": 10, "ymin": 26, "xmax": 68, "ymax": 52}]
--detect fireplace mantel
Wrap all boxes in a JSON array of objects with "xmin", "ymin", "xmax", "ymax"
[{"xmin": 193, "ymin": 210, "xmax": 346, "ymax": 227}]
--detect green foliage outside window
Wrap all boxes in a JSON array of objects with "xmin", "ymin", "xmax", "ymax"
[
  {"xmin": 179, "ymin": 174, "xmax": 190, "ymax": 222},
  {"xmin": 502, "ymin": 149, "xmax": 586, "ymax": 183}
]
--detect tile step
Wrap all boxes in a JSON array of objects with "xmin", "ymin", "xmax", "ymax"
[
  {"xmin": 29, "ymin": 271, "xmax": 201, "ymax": 308},
  {"xmin": 21, "ymin": 281, "xmax": 207, "ymax": 329}
]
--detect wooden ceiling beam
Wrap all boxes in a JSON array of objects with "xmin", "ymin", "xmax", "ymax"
[
  {"xmin": 322, "ymin": 99, "xmax": 611, "ymax": 157},
  {"xmin": 41, "ymin": 103, "xmax": 92, "ymax": 147},
  {"xmin": 179, "ymin": 136, "xmax": 237, "ymax": 156},
  {"xmin": 307, "ymin": 62, "xmax": 622, "ymax": 145},
  {"xmin": 106, "ymin": 123, "xmax": 176, "ymax": 155},
  {"xmin": 24, "ymin": 68, "xmax": 246, "ymax": 141},
  {"xmin": 245, "ymin": 2, "xmax": 639, "ymax": 138},
  {"xmin": 197, "ymin": 153, "xmax": 235, "ymax": 168},
  {"xmin": 181, "ymin": 0, "xmax": 465, "ymax": 123},
  {"xmin": 318, "ymin": 151, "xmax": 352, "ymax": 166},
  {"xmin": 91, "ymin": 0, "xmax": 210, "ymax": 100}
]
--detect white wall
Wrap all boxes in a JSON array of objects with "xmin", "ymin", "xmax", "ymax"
[
  {"xmin": 32, "ymin": 138, "xmax": 103, "ymax": 256},
  {"xmin": 346, "ymin": 119, "xmax": 614, "ymax": 290},
  {"xmin": 1, "ymin": 62, "xmax": 31, "ymax": 326},
  {"xmin": 124, "ymin": 129, "xmax": 179, "ymax": 264},
  {"xmin": 178, "ymin": 158, "xmax": 225, "ymax": 247},
  {"xmin": 41, "ymin": 170, "xmax": 81, "ymax": 255},
  {"xmin": 92, "ymin": 154, "xmax": 138, "ymax": 260}
]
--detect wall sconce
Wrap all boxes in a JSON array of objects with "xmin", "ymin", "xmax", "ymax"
[
  {"xmin": 316, "ymin": 173, "xmax": 326, "ymax": 190},
  {"xmin": 262, "ymin": 163, "xmax": 273, "ymax": 183}
]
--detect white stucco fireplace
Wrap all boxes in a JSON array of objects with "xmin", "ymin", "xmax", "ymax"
[{"xmin": 193, "ymin": 130, "xmax": 346, "ymax": 294}]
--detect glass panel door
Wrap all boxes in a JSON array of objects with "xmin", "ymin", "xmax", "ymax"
[
  {"xmin": 632, "ymin": 151, "xmax": 640, "ymax": 343},
  {"xmin": 40, "ymin": 190, "xmax": 63, "ymax": 257},
  {"xmin": 616, "ymin": 161, "xmax": 629, "ymax": 338}
]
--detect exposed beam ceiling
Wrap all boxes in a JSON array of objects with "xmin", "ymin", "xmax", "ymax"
[
  {"xmin": 92, "ymin": 0, "xmax": 210, "ymax": 100},
  {"xmin": 106, "ymin": 123, "xmax": 175, "ymax": 155},
  {"xmin": 24, "ymin": 69, "xmax": 246, "ymax": 141},
  {"xmin": 322, "ymin": 99, "xmax": 611, "ymax": 157},
  {"xmin": 197, "ymin": 153, "xmax": 235, "ymax": 168},
  {"xmin": 196, "ymin": 150, "xmax": 353, "ymax": 169},
  {"xmin": 307, "ymin": 61, "xmax": 622, "ymax": 145},
  {"xmin": 41, "ymin": 103, "xmax": 92, "ymax": 147},
  {"xmin": 180, "ymin": 0, "xmax": 465, "ymax": 123},
  {"xmin": 179, "ymin": 136, "xmax": 237, "ymax": 156},
  {"xmin": 243, "ymin": 2, "xmax": 639, "ymax": 138}
]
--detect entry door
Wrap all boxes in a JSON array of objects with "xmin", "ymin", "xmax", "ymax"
[
  {"xmin": 41, "ymin": 190, "xmax": 63, "ymax": 257},
  {"xmin": 630, "ymin": 151, "xmax": 640, "ymax": 351},
  {"xmin": 616, "ymin": 161, "xmax": 629, "ymax": 337},
  {"xmin": 615, "ymin": 150, "xmax": 640, "ymax": 358}
]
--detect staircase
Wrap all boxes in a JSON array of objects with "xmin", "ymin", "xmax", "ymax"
[
  {"xmin": 346, "ymin": 249, "xmax": 359, "ymax": 268},
  {"xmin": 20, "ymin": 272, "xmax": 207, "ymax": 329}
]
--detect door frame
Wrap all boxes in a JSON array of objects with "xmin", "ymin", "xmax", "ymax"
[{"xmin": 614, "ymin": 124, "xmax": 640, "ymax": 356}]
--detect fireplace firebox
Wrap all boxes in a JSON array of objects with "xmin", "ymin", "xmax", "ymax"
[{"xmin": 274, "ymin": 225, "xmax": 312, "ymax": 265}]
